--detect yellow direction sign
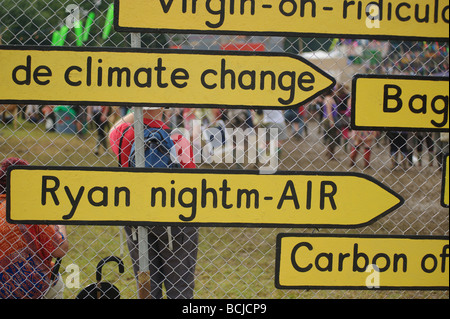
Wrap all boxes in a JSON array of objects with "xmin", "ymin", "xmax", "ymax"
[
  {"xmin": 7, "ymin": 167, "xmax": 403, "ymax": 228},
  {"xmin": 114, "ymin": 0, "xmax": 449, "ymax": 41},
  {"xmin": 275, "ymin": 234, "xmax": 449, "ymax": 290},
  {"xmin": 442, "ymin": 154, "xmax": 449, "ymax": 208},
  {"xmin": 0, "ymin": 45, "xmax": 335, "ymax": 110},
  {"xmin": 351, "ymin": 75, "xmax": 449, "ymax": 132}
]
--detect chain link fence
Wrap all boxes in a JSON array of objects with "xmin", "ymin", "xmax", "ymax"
[{"xmin": 1, "ymin": 0, "xmax": 448, "ymax": 299}]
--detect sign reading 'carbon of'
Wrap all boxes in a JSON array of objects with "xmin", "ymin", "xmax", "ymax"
[
  {"xmin": 352, "ymin": 75, "xmax": 449, "ymax": 132},
  {"xmin": 0, "ymin": 46, "xmax": 335, "ymax": 110},
  {"xmin": 275, "ymin": 234, "xmax": 449, "ymax": 290},
  {"xmin": 114, "ymin": 0, "xmax": 449, "ymax": 41},
  {"xmin": 7, "ymin": 167, "xmax": 403, "ymax": 228}
]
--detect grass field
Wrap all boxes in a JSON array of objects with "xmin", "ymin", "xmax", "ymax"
[{"xmin": 1, "ymin": 116, "xmax": 448, "ymax": 299}]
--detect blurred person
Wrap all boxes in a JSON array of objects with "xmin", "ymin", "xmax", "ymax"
[
  {"xmin": 200, "ymin": 108, "xmax": 226, "ymax": 148},
  {"xmin": 182, "ymin": 107, "xmax": 197, "ymax": 132},
  {"xmin": 386, "ymin": 131, "xmax": 413, "ymax": 169},
  {"xmin": 41, "ymin": 105, "xmax": 55, "ymax": 132},
  {"xmin": 413, "ymin": 132, "xmax": 435, "ymax": 167},
  {"xmin": 437, "ymin": 132, "xmax": 449, "ymax": 167},
  {"xmin": 165, "ymin": 107, "xmax": 183, "ymax": 130},
  {"xmin": 0, "ymin": 158, "xmax": 68, "ymax": 299},
  {"xmin": 259, "ymin": 109, "xmax": 288, "ymax": 157},
  {"xmin": 319, "ymin": 89, "xmax": 339, "ymax": 160},
  {"xmin": 25, "ymin": 105, "xmax": 41, "ymax": 123},
  {"xmin": 284, "ymin": 106, "xmax": 305, "ymax": 139},
  {"xmin": 73, "ymin": 105, "xmax": 87, "ymax": 138},
  {"xmin": 87, "ymin": 105, "xmax": 110, "ymax": 155},
  {"xmin": 349, "ymin": 130, "xmax": 378, "ymax": 169},
  {"xmin": 225, "ymin": 108, "xmax": 252, "ymax": 168},
  {"xmin": 120, "ymin": 106, "xmax": 131, "ymax": 117},
  {"xmin": 335, "ymin": 84, "xmax": 351, "ymax": 149},
  {"xmin": 109, "ymin": 107, "xmax": 198, "ymax": 299},
  {"xmin": 182, "ymin": 107, "xmax": 201, "ymax": 155},
  {"xmin": 227, "ymin": 109, "xmax": 253, "ymax": 130}
]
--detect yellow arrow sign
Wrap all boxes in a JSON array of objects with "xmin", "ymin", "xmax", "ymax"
[
  {"xmin": 114, "ymin": 0, "xmax": 449, "ymax": 41},
  {"xmin": 7, "ymin": 167, "xmax": 403, "ymax": 227},
  {"xmin": 351, "ymin": 74, "xmax": 449, "ymax": 132},
  {"xmin": 275, "ymin": 234, "xmax": 449, "ymax": 290},
  {"xmin": 0, "ymin": 46, "xmax": 335, "ymax": 110}
]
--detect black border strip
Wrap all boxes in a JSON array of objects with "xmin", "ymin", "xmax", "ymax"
[
  {"xmin": 113, "ymin": 0, "xmax": 449, "ymax": 42},
  {"xmin": 442, "ymin": 154, "xmax": 449, "ymax": 208},
  {"xmin": 0, "ymin": 45, "xmax": 336, "ymax": 110},
  {"xmin": 6, "ymin": 166, "xmax": 403, "ymax": 228},
  {"xmin": 351, "ymin": 74, "xmax": 449, "ymax": 132},
  {"xmin": 275, "ymin": 233, "xmax": 450, "ymax": 290}
]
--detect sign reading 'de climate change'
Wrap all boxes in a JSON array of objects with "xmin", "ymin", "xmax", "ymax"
[
  {"xmin": 0, "ymin": 46, "xmax": 335, "ymax": 110},
  {"xmin": 351, "ymin": 74, "xmax": 449, "ymax": 132},
  {"xmin": 275, "ymin": 234, "xmax": 449, "ymax": 290},
  {"xmin": 114, "ymin": 0, "xmax": 449, "ymax": 41},
  {"xmin": 7, "ymin": 166, "xmax": 403, "ymax": 228}
]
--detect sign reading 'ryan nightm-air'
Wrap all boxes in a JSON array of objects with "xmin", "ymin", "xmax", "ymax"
[
  {"xmin": 114, "ymin": 0, "xmax": 449, "ymax": 41},
  {"xmin": 275, "ymin": 234, "xmax": 449, "ymax": 290},
  {"xmin": 6, "ymin": 166, "xmax": 403, "ymax": 228},
  {"xmin": 352, "ymin": 75, "xmax": 449, "ymax": 132},
  {"xmin": 0, "ymin": 46, "xmax": 335, "ymax": 110}
]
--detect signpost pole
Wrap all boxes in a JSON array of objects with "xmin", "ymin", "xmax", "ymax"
[{"xmin": 130, "ymin": 32, "xmax": 151, "ymax": 299}]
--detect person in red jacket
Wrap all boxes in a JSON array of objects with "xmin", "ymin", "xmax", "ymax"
[
  {"xmin": 109, "ymin": 107, "xmax": 198, "ymax": 299},
  {"xmin": 0, "ymin": 157, "xmax": 68, "ymax": 299}
]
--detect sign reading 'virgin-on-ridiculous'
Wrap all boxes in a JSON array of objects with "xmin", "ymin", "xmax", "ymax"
[{"xmin": 114, "ymin": 0, "xmax": 449, "ymax": 41}]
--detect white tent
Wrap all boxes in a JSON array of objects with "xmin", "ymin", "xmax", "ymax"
[{"xmin": 300, "ymin": 50, "xmax": 359, "ymax": 85}]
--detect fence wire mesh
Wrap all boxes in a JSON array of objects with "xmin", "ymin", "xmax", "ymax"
[{"xmin": 0, "ymin": 0, "xmax": 448, "ymax": 299}]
